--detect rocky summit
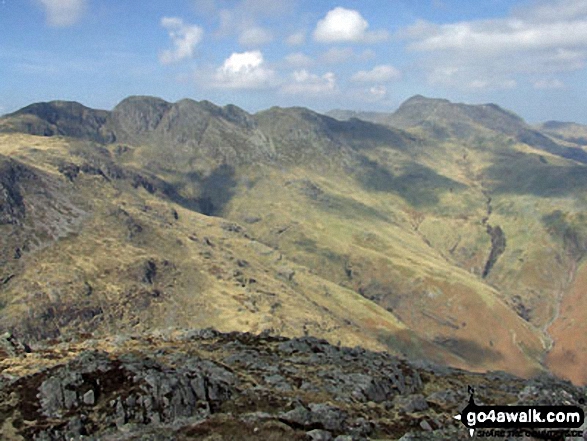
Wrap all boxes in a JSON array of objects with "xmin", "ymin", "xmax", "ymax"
[{"xmin": 1, "ymin": 330, "xmax": 585, "ymax": 441}]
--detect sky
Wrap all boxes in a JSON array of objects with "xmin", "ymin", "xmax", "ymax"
[{"xmin": 2, "ymin": 0, "xmax": 587, "ymax": 123}]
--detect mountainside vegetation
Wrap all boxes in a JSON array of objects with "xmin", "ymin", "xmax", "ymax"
[{"xmin": 2, "ymin": 95, "xmax": 587, "ymax": 386}]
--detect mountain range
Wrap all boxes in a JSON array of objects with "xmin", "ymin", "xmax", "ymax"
[{"xmin": 1, "ymin": 94, "xmax": 587, "ymax": 386}]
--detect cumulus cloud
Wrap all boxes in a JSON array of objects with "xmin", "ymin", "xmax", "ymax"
[
  {"xmin": 159, "ymin": 17, "xmax": 204, "ymax": 65},
  {"xmin": 401, "ymin": 0, "xmax": 587, "ymax": 90},
  {"xmin": 38, "ymin": 0, "xmax": 86, "ymax": 27},
  {"xmin": 351, "ymin": 65, "xmax": 401, "ymax": 82},
  {"xmin": 213, "ymin": 50, "xmax": 277, "ymax": 89},
  {"xmin": 286, "ymin": 31, "xmax": 306, "ymax": 46},
  {"xmin": 238, "ymin": 26, "xmax": 273, "ymax": 47},
  {"xmin": 313, "ymin": 7, "xmax": 388, "ymax": 43},
  {"xmin": 281, "ymin": 70, "xmax": 337, "ymax": 95}
]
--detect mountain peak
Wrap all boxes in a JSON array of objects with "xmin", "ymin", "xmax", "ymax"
[
  {"xmin": 11, "ymin": 100, "xmax": 98, "ymax": 122},
  {"xmin": 400, "ymin": 94, "xmax": 450, "ymax": 107}
]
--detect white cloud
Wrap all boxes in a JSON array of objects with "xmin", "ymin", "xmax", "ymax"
[
  {"xmin": 313, "ymin": 7, "xmax": 388, "ymax": 43},
  {"xmin": 345, "ymin": 85, "xmax": 391, "ymax": 104},
  {"xmin": 401, "ymin": 0, "xmax": 587, "ymax": 90},
  {"xmin": 159, "ymin": 17, "xmax": 204, "ymax": 65},
  {"xmin": 369, "ymin": 85, "xmax": 388, "ymax": 100},
  {"xmin": 239, "ymin": 26, "xmax": 273, "ymax": 47},
  {"xmin": 427, "ymin": 65, "xmax": 517, "ymax": 90},
  {"xmin": 533, "ymin": 78, "xmax": 565, "ymax": 89},
  {"xmin": 216, "ymin": 0, "xmax": 293, "ymax": 38},
  {"xmin": 407, "ymin": 19, "xmax": 587, "ymax": 53},
  {"xmin": 38, "ymin": 0, "xmax": 86, "ymax": 27},
  {"xmin": 284, "ymin": 52, "xmax": 314, "ymax": 67},
  {"xmin": 213, "ymin": 50, "xmax": 277, "ymax": 89},
  {"xmin": 286, "ymin": 31, "xmax": 306, "ymax": 46},
  {"xmin": 351, "ymin": 65, "xmax": 401, "ymax": 82},
  {"xmin": 281, "ymin": 70, "xmax": 337, "ymax": 95}
]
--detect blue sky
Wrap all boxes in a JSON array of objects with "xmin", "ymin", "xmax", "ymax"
[{"xmin": 2, "ymin": 0, "xmax": 587, "ymax": 123}]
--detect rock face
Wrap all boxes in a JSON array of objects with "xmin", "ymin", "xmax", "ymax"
[
  {"xmin": 0, "ymin": 157, "xmax": 33, "ymax": 226},
  {"xmin": 1, "ymin": 330, "xmax": 585, "ymax": 441}
]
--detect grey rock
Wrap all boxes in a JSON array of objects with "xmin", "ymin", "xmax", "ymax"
[
  {"xmin": 264, "ymin": 374, "xmax": 292, "ymax": 391},
  {"xmin": 38, "ymin": 371, "xmax": 83, "ymax": 418},
  {"xmin": 394, "ymin": 394, "xmax": 429, "ymax": 413},
  {"xmin": 83, "ymin": 389, "xmax": 95, "ymax": 405},
  {"xmin": 426, "ymin": 389, "xmax": 460, "ymax": 408},
  {"xmin": 306, "ymin": 429, "xmax": 333, "ymax": 441},
  {"xmin": 348, "ymin": 417, "xmax": 373, "ymax": 437},
  {"xmin": 346, "ymin": 373, "xmax": 396, "ymax": 402},
  {"xmin": 308, "ymin": 403, "xmax": 348, "ymax": 432},
  {"xmin": 419, "ymin": 420, "xmax": 433, "ymax": 431},
  {"xmin": 281, "ymin": 406, "xmax": 312, "ymax": 427}
]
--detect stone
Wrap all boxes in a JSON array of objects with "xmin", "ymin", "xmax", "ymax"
[
  {"xmin": 83, "ymin": 389, "xmax": 95, "ymax": 405},
  {"xmin": 394, "ymin": 394, "xmax": 429, "ymax": 413},
  {"xmin": 308, "ymin": 403, "xmax": 347, "ymax": 432},
  {"xmin": 306, "ymin": 429, "xmax": 333, "ymax": 441}
]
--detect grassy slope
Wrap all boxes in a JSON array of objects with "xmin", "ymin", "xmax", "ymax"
[
  {"xmin": 2, "ymin": 100, "xmax": 587, "ymax": 383},
  {"xmin": 0, "ymin": 134, "xmax": 439, "ymax": 362}
]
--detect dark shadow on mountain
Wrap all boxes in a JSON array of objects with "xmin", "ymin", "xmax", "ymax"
[
  {"xmin": 326, "ymin": 117, "xmax": 413, "ymax": 151},
  {"xmin": 485, "ymin": 151, "xmax": 587, "ymax": 197},
  {"xmin": 376, "ymin": 329, "xmax": 501, "ymax": 367},
  {"xmin": 356, "ymin": 156, "xmax": 465, "ymax": 207},
  {"xmin": 196, "ymin": 164, "xmax": 237, "ymax": 216},
  {"xmin": 518, "ymin": 131, "xmax": 587, "ymax": 164},
  {"xmin": 433, "ymin": 336, "xmax": 503, "ymax": 366}
]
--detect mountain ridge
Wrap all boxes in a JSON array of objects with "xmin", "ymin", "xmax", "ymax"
[{"xmin": 2, "ymin": 95, "xmax": 587, "ymax": 385}]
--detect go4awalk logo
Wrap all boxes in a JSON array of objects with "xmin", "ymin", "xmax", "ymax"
[{"xmin": 453, "ymin": 387, "xmax": 585, "ymax": 438}]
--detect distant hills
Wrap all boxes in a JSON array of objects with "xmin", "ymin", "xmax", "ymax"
[
  {"xmin": 2, "ymin": 95, "xmax": 587, "ymax": 385},
  {"xmin": 327, "ymin": 95, "xmax": 587, "ymax": 163}
]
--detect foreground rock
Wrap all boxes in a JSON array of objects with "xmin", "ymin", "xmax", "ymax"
[{"xmin": 0, "ymin": 330, "xmax": 585, "ymax": 440}]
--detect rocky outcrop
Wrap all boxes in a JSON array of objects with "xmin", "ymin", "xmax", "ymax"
[
  {"xmin": 0, "ymin": 157, "xmax": 33, "ymax": 225},
  {"xmin": 1, "ymin": 330, "xmax": 585, "ymax": 440},
  {"xmin": 482, "ymin": 225, "xmax": 506, "ymax": 278}
]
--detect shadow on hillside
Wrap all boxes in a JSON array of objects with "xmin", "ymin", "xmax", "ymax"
[
  {"xmin": 433, "ymin": 336, "xmax": 503, "ymax": 366},
  {"xmin": 485, "ymin": 151, "xmax": 587, "ymax": 197},
  {"xmin": 377, "ymin": 329, "xmax": 502, "ymax": 367},
  {"xmin": 161, "ymin": 165, "xmax": 237, "ymax": 217},
  {"xmin": 356, "ymin": 156, "xmax": 465, "ymax": 207},
  {"xmin": 196, "ymin": 164, "xmax": 237, "ymax": 216},
  {"xmin": 327, "ymin": 118, "xmax": 412, "ymax": 151}
]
